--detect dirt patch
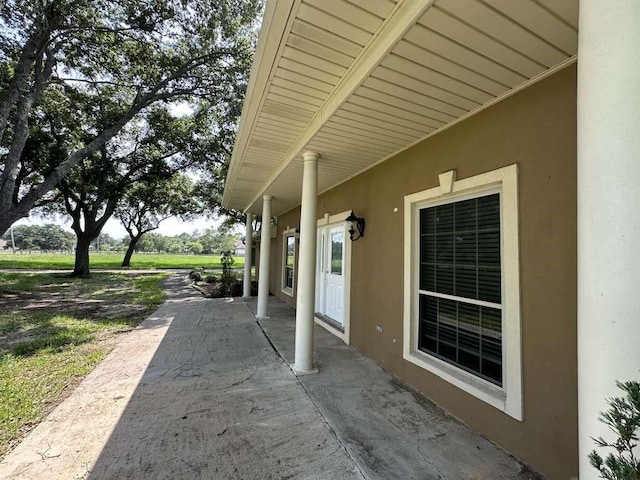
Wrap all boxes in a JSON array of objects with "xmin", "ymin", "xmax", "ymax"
[{"xmin": 0, "ymin": 273, "xmax": 156, "ymax": 355}]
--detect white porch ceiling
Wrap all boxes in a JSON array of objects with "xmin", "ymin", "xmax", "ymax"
[{"xmin": 223, "ymin": 0, "xmax": 578, "ymax": 215}]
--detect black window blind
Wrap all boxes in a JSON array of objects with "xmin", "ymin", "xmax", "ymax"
[{"xmin": 418, "ymin": 193, "xmax": 503, "ymax": 385}]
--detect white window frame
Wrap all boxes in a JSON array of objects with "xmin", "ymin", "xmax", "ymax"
[
  {"xmin": 281, "ymin": 228, "xmax": 296, "ymax": 297},
  {"xmin": 403, "ymin": 165, "xmax": 523, "ymax": 421}
]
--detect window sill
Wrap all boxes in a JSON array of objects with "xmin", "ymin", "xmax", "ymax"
[{"xmin": 404, "ymin": 348, "xmax": 521, "ymax": 420}]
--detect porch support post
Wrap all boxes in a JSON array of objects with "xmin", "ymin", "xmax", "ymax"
[
  {"xmin": 243, "ymin": 213, "xmax": 253, "ymax": 299},
  {"xmin": 578, "ymin": 2, "xmax": 640, "ymax": 478},
  {"xmin": 256, "ymin": 196, "xmax": 272, "ymax": 319},
  {"xmin": 293, "ymin": 151, "xmax": 319, "ymax": 374}
]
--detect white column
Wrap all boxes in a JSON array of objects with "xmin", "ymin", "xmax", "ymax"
[
  {"xmin": 243, "ymin": 213, "xmax": 253, "ymax": 299},
  {"xmin": 293, "ymin": 151, "xmax": 319, "ymax": 374},
  {"xmin": 256, "ymin": 195, "xmax": 272, "ymax": 319},
  {"xmin": 578, "ymin": 2, "xmax": 640, "ymax": 478}
]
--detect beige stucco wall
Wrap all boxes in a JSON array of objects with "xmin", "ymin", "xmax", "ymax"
[{"xmin": 272, "ymin": 65, "xmax": 578, "ymax": 480}]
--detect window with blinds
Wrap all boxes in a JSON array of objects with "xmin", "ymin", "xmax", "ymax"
[{"xmin": 418, "ymin": 193, "xmax": 502, "ymax": 386}]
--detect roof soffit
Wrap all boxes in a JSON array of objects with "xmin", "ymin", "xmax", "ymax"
[{"xmin": 225, "ymin": 0, "xmax": 578, "ymax": 216}]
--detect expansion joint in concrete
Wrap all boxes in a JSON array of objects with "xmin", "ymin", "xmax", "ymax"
[
  {"xmin": 293, "ymin": 374, "xmax": 369, "ymax": 480},
  {"xmin": 255, "ymin": 319, "xmax": 284, "ymax": 362},
  {"xmin": 254, "ymin": 317, "xmax": 368, "ymax": 480}
]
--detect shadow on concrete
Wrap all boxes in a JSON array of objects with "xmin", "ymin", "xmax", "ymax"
[
  {"xmin": 1, "ymin": 276, "xmax": 542, "ymax": 480},
  {"xmin": 85, "ymin": 279, "xmax": 362, "ymax": 480},
  {"xmin": 252, "ymin": 298, "xmax": 543, "ymax": 480}
]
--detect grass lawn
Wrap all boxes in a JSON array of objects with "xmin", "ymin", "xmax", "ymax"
[
  {"xmin": 0, "ymin": 252, "xmax": 244, "ymax": 270},
  {"xmin": 0, "ymin": 271, "xmax": 168, "ymax": 458}
]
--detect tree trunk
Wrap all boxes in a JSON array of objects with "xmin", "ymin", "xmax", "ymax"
[
  {"xmin": 72, "ymin": 234, "xmax": 93, "ymax": 277},
  {"xmin": 0, "ymin": 202, "xmax": 31, "ymax": 238},
  {"xmin": 121, "ymin": 234, "xmax": 142, "ymax": 267}
]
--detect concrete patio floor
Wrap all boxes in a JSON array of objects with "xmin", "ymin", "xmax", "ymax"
[{"xmin": 0, "ymin": 274, "xmax": 542, "ymax": 479}]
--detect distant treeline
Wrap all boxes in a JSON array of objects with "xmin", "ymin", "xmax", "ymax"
[
  {"xmin": 2, "ymin": 224, "xmax": 76, "ymax": 251},
  {"xmin": 2, "ymin": 225, "xmax": 240, "ymax": 255},
  {"xmin": 122, "ymin": 230, "xmax": 239, "ymax": 255}
]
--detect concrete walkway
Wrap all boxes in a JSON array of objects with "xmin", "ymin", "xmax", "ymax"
[{"xmin": 0, "ymin": 275, "xmax": 540, "ymax": 480}]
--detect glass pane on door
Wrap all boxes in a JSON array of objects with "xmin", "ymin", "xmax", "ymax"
[{"xmin": 331, "ymin": 231, "xmax": 343, "ymax": 275}]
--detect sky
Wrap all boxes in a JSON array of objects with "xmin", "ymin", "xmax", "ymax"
[{"xmin": 12, "ymin": 214, "xmax": 224, "ymax": 240}]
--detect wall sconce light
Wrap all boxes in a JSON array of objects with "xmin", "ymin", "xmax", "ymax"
[{"xmin": 346, "ymin": 211, "xmax": 365, "ymax": 241}]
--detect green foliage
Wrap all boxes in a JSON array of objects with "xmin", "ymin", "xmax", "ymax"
[
  {"xmin": 122, "ymin": 228, "xmax": 240, "ymax": 255},
  {"xmin": 1, "ymin": 224, "xmax": 75, "ymax": 251},
  {"xmin": 219, "ymin": 250, "xmax": 238, "ymax": 296},
  {"xmin": 44, "ymin": 104, "xmax": 218, "ymax": 274},
  {"xmin": 188, "ymin": 269, "xmax": 203, "ymax": 282},
  {"xmin": 589, "ymin": 381, "xmax": 640, "ymax": 480},
  {"xmin": 221, "ymin": 250, "xmax": 235, "ymax": 270},
  {"xmin": 199, "ymin": 227, "xmax": 239, "ymax": 254},
  {"xmin": 187, "ymin": 241, "xmax": 204, "ymax": 255},
  {"xmin": 117, "ymin": 174, "xmax": 200, "ymax": 239},
  {"xmin": 0, "ymin": 0, "xmax": 261, "ymax": 236}
]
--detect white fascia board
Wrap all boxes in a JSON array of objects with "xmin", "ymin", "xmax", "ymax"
[{"xmin": 222, "ymin": 0, "xmax": 298, "ymax": 209}]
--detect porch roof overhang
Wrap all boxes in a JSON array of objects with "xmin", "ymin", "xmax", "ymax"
[{"xmin": 223, "ymin": 0, "xmax": 578, "ymax": 216}]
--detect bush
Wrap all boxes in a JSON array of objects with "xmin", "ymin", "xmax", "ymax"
[
  {"xmin": 205, "ymin": 275, "xmax": 217, "ymax": 284},
  {"xmin": 219, "ymin": 251, "xmax": 239, "ymax": 296},
  {"xmin": 188, "ymin": 269, "xmax": 203, "ymax": 282},
  {"xmin": 589, "ymin": 381, "xmax": 640, "ymax": 480}
]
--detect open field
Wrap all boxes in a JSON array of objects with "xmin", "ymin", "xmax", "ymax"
[
  {"xmin": 0, "ymin": 271, "xmax": 168, "ymax": 458},
  {"xmin": 0, "ymin": 252, "xmax": 245, "ymax": 270}
]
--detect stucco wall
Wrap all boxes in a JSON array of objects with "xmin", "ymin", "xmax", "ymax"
[{"xmin": 272, "ymin": 65, "xmax": 577, "ymax": 480}]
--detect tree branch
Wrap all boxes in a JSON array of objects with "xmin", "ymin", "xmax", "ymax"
[
  {"xmin": 53, "ymin": 77, "xmax": 137, "ymax": 89},
  {"xmin": 0, "ymin": 10, "xmax": 54, "ymax": 144}
]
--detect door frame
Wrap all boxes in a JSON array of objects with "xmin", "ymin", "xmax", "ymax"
[{"xmin": 315, "ymin": 211, "xmax": 352, "ymax": 344}]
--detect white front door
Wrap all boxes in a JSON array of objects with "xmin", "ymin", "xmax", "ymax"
[{"xmin": 316, "ymin": 224, "xmax": 346, "ymax": 326}]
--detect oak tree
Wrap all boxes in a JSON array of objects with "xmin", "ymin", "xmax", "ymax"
[
  {"xmin": 0, "ymin": 0, "xmax": 259, "ymax": 236},
  {"xmin": 117, "ymin": 173, "xmax": 199, "ymax": 267}
]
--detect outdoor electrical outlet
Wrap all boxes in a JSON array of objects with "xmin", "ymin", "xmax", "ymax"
[{"xmin": 376, "ymin": 325, "xmax": 383, "ymax": 333}]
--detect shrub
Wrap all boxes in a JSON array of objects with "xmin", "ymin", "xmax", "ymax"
[
  {"xmin": 188, "ymin": 269, "xmax": 203, "ymax": 282},
  {"xmin": 589, "ymin": 381, "xmax": 640, "ymax": 480},
  {"xmin": 205, "ymin": 275, "xmax": 217, "ymax": 284},
  {"xmin": 219, "ymin": 251, "xmax": 238, "ymax": 296}
]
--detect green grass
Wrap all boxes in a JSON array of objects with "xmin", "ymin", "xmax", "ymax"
[
  {"xmin": 0, "ymin": 252, "xmax": 244, "ymax": 270},
  {"xmin": 0, "ymin": 271, "xmax": 167, "ymax": 458},
  {"xmin": 1, "ymin": 347, "xmax": 107, "ymax": 453}
]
